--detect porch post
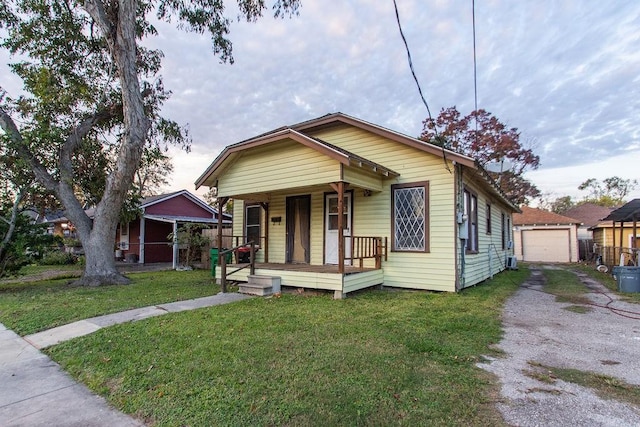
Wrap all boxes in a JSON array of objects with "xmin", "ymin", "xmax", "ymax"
[
  {"xmin": 261, "ymin": 202, "xmax": 269, "ymax": 263},
  {"xmin": 620, "ymin": 220, "xmax": 625, "ymax": 265},
  {"xmin": 139, "ymin": 215, "xmax": 145, "ymax": 264},
  {"xmin": 337, "ymin": 181, "xmax": 345, "ymax": 274},
  {"xmin": 612, "ymin": 221, "xmax": 616, "ymax": 266},
  {"xmin": 217, "ymin": 197, "xmax": 229, "ymax": 265},
  {"xmin": 172, "ymin": 221, "xmax": 178, "ymax": 269}
]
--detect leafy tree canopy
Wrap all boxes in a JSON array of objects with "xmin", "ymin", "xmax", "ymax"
[
  {"xmin": 0, "ymin": 0, "xmax": 301, "ymax": 285},
  {"xmin": 578, "ymin": 177, "xmax": 638, "ymax": 207},
  {"xmin": 420, "ymin": 106, "xmax": 541, "ymax": 205}
]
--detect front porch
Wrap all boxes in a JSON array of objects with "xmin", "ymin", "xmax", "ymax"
[{"xmin": 215, "ymin": 262, "xmax": 385, "ymax": 298}]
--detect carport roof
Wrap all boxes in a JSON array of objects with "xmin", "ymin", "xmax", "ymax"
[{"xmin": 602, "ymin": 199, "xmax": 640, "ymax": 222}]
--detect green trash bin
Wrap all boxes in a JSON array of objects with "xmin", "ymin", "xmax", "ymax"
[
  {"xmin": 210, "ymin": 248, "xmax": 232, "ymax": 278},
  {"xmin": 615, "ymin": 266, "xmax": 640, "ymax": 293}
]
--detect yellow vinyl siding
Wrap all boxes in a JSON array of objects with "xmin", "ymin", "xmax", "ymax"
[
  {"xmin": 343, "ymin": 167, "xmax": 383, "ymax": 192},
  {"xmin": 222, "ymin": 267, "xmax": 343, "ymax": 291},
  {"xmin": 344, "ymin": 269, "xmax": 384, "ymax": 293},
  {"xmin": 459, "ymin": 178, "xmax": 513, "ymax": 288},
  {"xmin": 222, "ymin": 122, "xmax": 517, "ymax": 294},
  {"xmin": 593, "ymin": 225, "xmax": 638, "ymax": 247},
  {"xmin": 311, "ymin": 125, "xmax": 457, "ymax": 292},
  {"xmin": 218, "ymin": 140, "xmax": 340, "ymax": 197}
]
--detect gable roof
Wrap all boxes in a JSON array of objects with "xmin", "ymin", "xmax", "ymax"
[
  {"xmin": 195, "ymin": 126, "xmax": 400, "ymax": 189},
  {"xmin": 140, "ymin": 189, "xmax": 231, "ymax": 220},
  {"xmin": 513, "ymin": 206, "xmax": 582, "ymax": 226},
  {"xmin": 195, "ymin": 112, "xmax": 518, "ymax": 212},
  {"xmin": 562, "ymin": 203, "xmax": 614, "ymax": 227}
]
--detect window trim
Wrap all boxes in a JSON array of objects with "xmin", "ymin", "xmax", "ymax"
[
  {"xmin": 391, "ymin": 181, "xmax": 430, "ymax": 253},
  {"xmin": 244, "ymin": 203, "xmax": 262, "ymax": 247},
  {"xmin": 464, "ymin": 188, "xmax": 479, "ymax": 254}
]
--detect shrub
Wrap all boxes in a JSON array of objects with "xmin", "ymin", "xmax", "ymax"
[{"xmin": 40, "ymin": 250, "xmax": 77, "ymax": 265}]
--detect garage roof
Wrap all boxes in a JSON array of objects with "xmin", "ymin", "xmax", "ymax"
[{"xmin": 513, "ymin": 206, "xmax": 582, "ymax": 226}]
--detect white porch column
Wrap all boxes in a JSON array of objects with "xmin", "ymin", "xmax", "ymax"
[
  {"xmin": 139, "ymin": 215, "xmax": 146, "ymax": 264},
  {"xmin": 172, "ymin": 221, "xmax": 179, "ymax": 269}
]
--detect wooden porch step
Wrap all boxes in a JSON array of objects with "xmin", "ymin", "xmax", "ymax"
[{"xmin": 239, "ymin": 275, "xmax": 281, "ymax": 296}]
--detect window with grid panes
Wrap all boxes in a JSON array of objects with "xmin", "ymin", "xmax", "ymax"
[
  {"xmin": 245, "ymin": 204, "xmax": 261, "ymax": 246},
  {"xmin": 392, "ymin": 182, "xmax": 429, "ymax": 252}
]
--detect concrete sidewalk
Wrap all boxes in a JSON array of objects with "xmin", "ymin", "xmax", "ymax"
[
  {"xmin": 0, "ymin": 292, "xmax": 250, "ymax": 426},
  {"xmin": 25, "ymin": 292, "xmax": 250, "ymax": 349}
]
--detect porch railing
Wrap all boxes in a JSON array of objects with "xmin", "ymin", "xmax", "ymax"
[
  {"xmin": 345, "ymin": 236, "xmax": 388, "ymax": 270},
  {"xmin": 219, "ymin": 241, "xmax": 257, "ymax": 293},
  {"xmin": 595, "ymin": 245, "xmax": 639, "ymax": 268}
]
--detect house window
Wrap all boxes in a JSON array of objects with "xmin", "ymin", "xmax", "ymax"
[
  {"xmin": 486, "ymin": 204, "xmax": 492, "ymax": 234},
  {"xmin": 464, "ymin": 189, "xmax": 478, "ymax": 252},
  {"xmin": 501, "ymin": 213, "xmax": 510, "ymax": 250},
  {"xmin": 245, "ymin": 204, "xmax": 261, "ymax": 246},
  {"xmin": 392, "ymin": 182, "xmax": 429, "ymax": 252}
]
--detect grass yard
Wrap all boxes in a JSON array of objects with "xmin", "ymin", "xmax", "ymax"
[
  {"xmin": 0, "ymin": 270, "xmax": 219, "ymax": 335},
  {"xmin": 46, "ymin": 267, "xmax": 529, "ymax": 426},
  {"xmin": 539, "ymin": 264, "xmax": 640, "ymax": 305},
  {"xmin": 540, "ymin": 267, "xmax": 592, "ymax": 305}
]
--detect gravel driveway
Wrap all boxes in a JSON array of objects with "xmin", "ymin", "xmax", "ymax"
[{"xmin": 479, "ymin": 265, "xmax": 640, "ymax": 426}]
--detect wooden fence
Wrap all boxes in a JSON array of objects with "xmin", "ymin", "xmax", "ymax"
[{"xmin": 200, "ymin": 227, "xmax": 233, "ymax": 269}]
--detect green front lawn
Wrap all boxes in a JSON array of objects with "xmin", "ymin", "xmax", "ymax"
[
  {"xmin": 46, "ymin": 268, "xmax": 528, "ymax": 426},
  {"xmin": 0, "ymin": 270, "xmax": 219, "ymax": 335}
]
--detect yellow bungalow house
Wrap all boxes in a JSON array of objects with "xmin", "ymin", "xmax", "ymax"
[{"xmin": 195, "ymin": 113, "xmax": 519, "ymax": 298}]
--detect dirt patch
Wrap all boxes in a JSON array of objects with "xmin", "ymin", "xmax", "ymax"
[{"xmin": 479, "ymin": 265, "xmax": 640, "ymax": 426}]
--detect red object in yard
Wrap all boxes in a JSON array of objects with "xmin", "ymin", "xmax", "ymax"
[{"xmin": 236, "ymin": 246, "xmax": 254, "ymax": 263}]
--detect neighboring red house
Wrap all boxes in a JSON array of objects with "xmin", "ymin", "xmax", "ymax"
[{"xmin": 115, "ymin": 190, "xmax": 231, "ymax": 267}]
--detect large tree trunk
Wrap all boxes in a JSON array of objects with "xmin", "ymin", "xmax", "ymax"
[
  {"xmin": 77, "ymin": 231, "xmax": 129, "ymax": 286},
  {"xmin": 69, "ymin": 0, "xmax": 150, "ymax": 286}
]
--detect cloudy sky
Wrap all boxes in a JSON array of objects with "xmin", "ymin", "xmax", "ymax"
[{"xmin": 5, "ymin": 0, "xmax": 640, "ymax": 202}]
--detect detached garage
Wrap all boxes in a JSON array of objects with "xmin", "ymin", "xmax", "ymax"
[{"xmin": 513, "ymin": 206, "xmax": 581, "ymax": 263}]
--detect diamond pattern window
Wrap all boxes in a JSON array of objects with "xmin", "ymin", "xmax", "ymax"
[{"xmin": 392, "ymin": 182, "xmax": 429, "ymax": 252}]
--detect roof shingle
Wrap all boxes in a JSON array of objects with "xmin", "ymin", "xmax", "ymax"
[
  {"xmin": 513, "ymin": 206, "xmax": 581, "ymax": 226},
  {"xmin": 562, "ymin": 203, "xmax": 614, "ymax": 227}
]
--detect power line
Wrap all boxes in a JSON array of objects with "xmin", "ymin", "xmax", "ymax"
[
  {"xmin": 391, "ymin": 0, "xmax": 435, "ymax": 128},
  {"xmin": 392, "ymin": 0, "xmax": 451, "ymax": 173},
  {"xmin": 472, "ymin": 0, "xmax": 479, "ymax": 115}
]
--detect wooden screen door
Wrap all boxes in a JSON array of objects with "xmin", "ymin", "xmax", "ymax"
[
  {"xmin": 286, "ymin": 195, "xmax": 311, "ymax": 264},
  {"xmin": 325, "ymin": 193, "xmax": 352, "ymax": 265}
]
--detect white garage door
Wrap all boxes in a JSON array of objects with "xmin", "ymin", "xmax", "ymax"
[{"xmin": 521, "ymin": 229, "xmax": 570, "ymax": 263}]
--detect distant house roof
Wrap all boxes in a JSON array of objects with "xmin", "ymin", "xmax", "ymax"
[
  {"xmin": 602, "ymin": 199, "xmax": 640, "ymax": 223},
  {"xmin": 562, "ymin": 203, "xmax": 614, "ymax": 228},
  {"xmin": 140, "ymin": 189, "xmax": 231, "ymax": 220},
  {"xmin": 513, "ymin": 206, "xmax": 582, "ymax": 226}
]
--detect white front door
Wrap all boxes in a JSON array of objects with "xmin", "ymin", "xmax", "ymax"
[{"xmin": 325, "ymin": 193, "xmax": 352, "ymax": 265}]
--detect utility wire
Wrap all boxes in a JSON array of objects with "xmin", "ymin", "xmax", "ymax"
[
  {"xmin": 392, "ymin": 0, "xmax": 434, "ymax": 125},
  {"xmin": 392, "ymin": 0, "xmax": 451, "ymax": 172},
  {"xmin": 472, "ymin": 0, "xmax": 479, "ymax": 115}
]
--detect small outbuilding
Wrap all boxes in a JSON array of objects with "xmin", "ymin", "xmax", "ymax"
[
  {"xmin": 115, "ymin": 190, "xmax": 231, "ymax": 267},
  {"xmin": 513, "ymin": 206, "xmax": 581, "ymax": 263}
]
